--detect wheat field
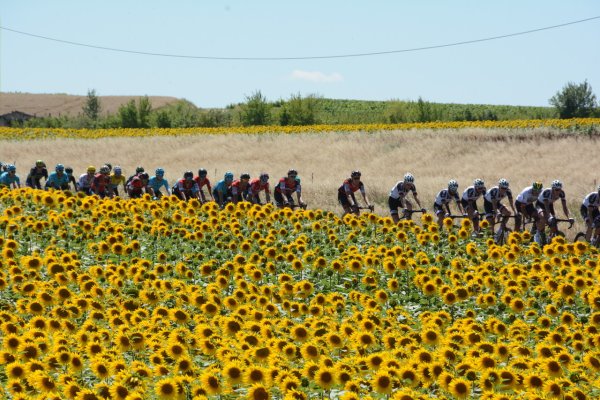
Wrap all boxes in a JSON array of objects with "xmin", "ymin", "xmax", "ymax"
[{"xmin": 1, "ymin": 128, "xmax": 598, "ymax": 235}]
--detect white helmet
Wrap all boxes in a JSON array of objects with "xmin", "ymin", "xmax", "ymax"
[
  {"xmin": 473, "ymin": 178, "xmax": 485, "ymax": 189},
  {"xmin": 448, "ymin": 179, "xmax": 459, "ymax": 192},
  {"xmin": 498, "ymin": 178, "xmax": 509, "ymax": 189},
  {"xmin": 551, "ymin": 180, "xmax": 563, "ymax": 189},
  {"xmin": 404, "ymin": 173, "xmax": 414, "ymax": 183}
]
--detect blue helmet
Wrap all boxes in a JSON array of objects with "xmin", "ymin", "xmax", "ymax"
[
  {"xmin": 155, "ymin": 167, "xmax": 165, "ymax": 176},
  {"xmin": 55, "ymin": 164, "xmax": 65, "ymax": 172},
  {"xmin": 224, "ymin": 172, "xmax": 234, "ymax": 181},
  {"xmin": 7, "ymin": 164, "xmax": 16, "ymax": 172}
]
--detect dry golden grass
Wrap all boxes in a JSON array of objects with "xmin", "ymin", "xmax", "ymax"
[
  {"xmin": 1, "ymin": 127, "xmax": 597, "ymax": 235},
  {"xmin": 0, "ymin": 92, "xmax": 181, "ymax": 117}
]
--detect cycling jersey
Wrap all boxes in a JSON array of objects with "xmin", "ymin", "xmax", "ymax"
[
  {"xmin": 538, "ymin": 188, "xmax": 565, "ymax": 204},
  {"xmin": 174, "ymin": 179, "xmax": 199, "ymax": 194},
  {"xmin": 110, "ymin": 173, "xmax": 126, "ymax": 187},
  {"xmin": 91, "ymin": 173, "xmax": 111, "ymax": 194},
  {"xmin": 194, "ymin": 176, "xmax": 212, "ymax": 191},
  {"xmin": 0, "ymin": 172, "xmax": 20, "ymax": 187},
  {"xmin": 45, "ymin": 172, "xmax": 70, "ymax": 189},
  {"xmin": 214, "ymin": 179, "xmax": 232, "ymax": 195},
  {"xmin": 583, "ymin": 192, "xmax": 600, "ymax": 208},
  {"xmin": 275, "ymin": 177, "xmax": 301, "ymax": 195},
  {"xmin": 461, "ymin": 186, "xmax": 485, "ymax": 202},
  {"xmin": 484, "ymin": 187, "xmax": 512, "ymax": 203},
  {"xmin": 148, "ymin": 176, "xmax": 169, "ymax": 193},
  {"xmin": 231, "ymin": 180, "xmax": 250, "ymax": 196},
  {"xmin": 389, "ymin": 181, "xmax": 416, "ymax": 199},
  {"xmin": 434, "ymin": 189, "xmax": 459, "ymax": 206},
  {"xmin": 248, "ymin": 178, "xmax": 270, "ymax": 196},
  {"xmin": 26, "ymin": 167, "xmax": 48, "ymax": 189},
  {"xmin": 78, "ymin": 173, "xmax": 94, "ymax": 190},
  {"xmin": 338, "ymin": 179, "xmax": 365, "ymax": 195},
  {"xmin": 516, "ymin": 186, "xmax": 540, "ymax": 204}
]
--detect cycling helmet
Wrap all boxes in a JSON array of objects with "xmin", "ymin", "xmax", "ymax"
[
  {"xmin": 7, "ymin": 164, "xmax": 16, "ymax": 172},
  {"xmin": 351, "ymin": 170, "xmax": 362, "ymax": 178},
  {"xmin": 240, "ymin": 173, "xmax": 251, "ymax": 180},
  {"xmin": 498, "ymin": 178, "xmax": 509, "ymax": 189},
  {"xmin": 184, "ymin": 171, "xmax": 194, "ymax": 180},
  {"xmin": 55, "ymin": 164, "xmax": 65, "ymax": 172},
  {"xmin": 260, "ymin": 172, "xmax": 269, "ymax": 182},
  {"xmin": 87, "ymin": 166, "xmax": 96, "ymax": 173},
  {"xmin": 155, "ymin": 168, "xmax": 165, "ymax": 176},
  {"xmin": 104, "ymin": 163, "xmax": 112, "ymax": 171},
  {"xmin": 114, "ymin": 166, "xmax": 122, "ymax": 174},
  {"xmin": 404, "ymin": 173, "xmax": 415, "ymax": 183},
  {"xmin": 551, "ymin": 180, "xmax": 563, "ymax": 189},
  {"xmin": 135, "ymin": 166, "xmax": 145, "ymax": 174},
  {"xmin": 532, "ymin": 182, "xmax": 543, "ymax": 191},
  {"xmin": 139, "ymin": 172, "xmax": 149, "ymax": 180},
  {"xmin": 224, "ymin": 172, "xmax": 234, "ymax": 181},
  {"xmin": 65, "ymin": 167, "xmax": 73, "ymax": 174},
  {"xmin": 448, "ymin": 179, "xmax": 459, "ymax": 192},
  {"xmin": 99, "ymin": 166, "xmax": 110, "ymax": 175},
  {"xmin": 473, "ymin": 178, "xmax": 485, "ymax": 188},
  {"xmin": 287, "ymin": 169, "xmax": 298, "ymax": 177},
  {"xmin": 35, "ymin": 160, "xmax": 45, "ymax": 167},
  {"xmin": 198, "ymin": 168, "xmax": 207, "ymax": 177}
]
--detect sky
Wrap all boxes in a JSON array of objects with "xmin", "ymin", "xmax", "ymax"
[{"xmin": 1, "ymin": 0, "xmax": 600, "ymax": 108}]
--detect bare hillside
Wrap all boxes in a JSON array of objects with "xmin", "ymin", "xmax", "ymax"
[{"xmin": 0, "ymin": 92, "xmax": 186, "ymax": 117}]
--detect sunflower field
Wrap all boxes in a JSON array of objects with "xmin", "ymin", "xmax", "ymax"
[{"xmin": 1, "ymin": 188, "xmax": 600, "ymax": 400}]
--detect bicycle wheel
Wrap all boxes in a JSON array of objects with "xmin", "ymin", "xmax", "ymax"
[
  {"xmin": 574, "ymin": 232, "xmax": 587, "ymax": 242},
  {"xmin": 495, "ymin": 227, "xmax": 512, "ymax": 245}
]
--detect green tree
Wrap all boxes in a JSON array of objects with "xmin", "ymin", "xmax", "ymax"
[
  {"xmin": 550, "ymin": 80, "xmax": 597, "ymax": 119},
  {"xmin": 137, "ymin": 96, "xmax": 152, "ymax": 128},
  {"xmin": 241, "ymin": 91, "xmax": 271, "ymax": 126},
  {"xmin": 82, "ymin": 89, "xmax": 101, "ymax": 126},
  {"xmin": 279, "ymin": 94, "xmax": 319, "ymax": 126},
  {"xmin": 118, "ymin": 100, "xmax": 139, "ymax": 128},
  {"xmin": 154, "ymin": 110, "xmax": 172, "ymax": 128}
]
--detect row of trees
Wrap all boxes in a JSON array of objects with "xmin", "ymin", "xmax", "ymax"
[{"xmin": 23, "ymin": 81, "xmax": 598, "ymax": 129}]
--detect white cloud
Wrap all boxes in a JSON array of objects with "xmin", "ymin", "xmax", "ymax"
[{"xmin": 290, "ymin": 70, "xmax": 343, "ymax": 83}]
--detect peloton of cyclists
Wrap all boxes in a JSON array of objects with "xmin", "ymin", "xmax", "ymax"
[
  {"xmin": 536, "ymin": 180, "xmax": 574, "ymax": 244},
  {"xmin": 581, "ymin": 185, "xmax": 600, "ymax": 243},
  {"xmin": 389, "ymin": 173, "xmax": 425, "ymax": 223},
  {"xmin": 248, "ymin": 173, "xmax": 272, "ymax": 205},
  {"xmin": 514, "ymin": 182, "xmax": 543, "ymax": 232},
  {"xmin": 338, "ymin": 170, "xmax": 372, "ymax": 216},
  {"xmin": 484, "ymin": 178, "xmax": 516, "ymax": 236},
  {"xmin": 433, "ymin": 179, "xmax": 464, "ymax": 226},
  {"xmin": 274, "ymin": 169, "xmax": 305, "ymax": 209}
]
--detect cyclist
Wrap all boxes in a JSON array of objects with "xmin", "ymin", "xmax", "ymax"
[
  {"xmin": 91, "ymin": 165, "xmax": 112, "ymax": 198},
  {"xmin": 461, "ymin": 178, "xmax": 486, "ymax": 235},
  {"xmin": 581, "ymin": 185, "xmax": 600, "ymax": 243},
  {"xmin": 536, "ymin": 180, "xmax": 574, "ymax": 243},
  {"xmin": 194, "ymin": 168, "xmax": 214, "ymax": 203},
  {"xmin": 433, "ymin": 179, "xmax": 464, "ymax": 226},
  {"xmin": 231, "ymin": 173, "xmax": 251, "ymax": 203},
  {"xmin": 126, "ymin": 166, "xmax": 145, "ymax": 187},
  {"xmin": 338, "ymin": 170, "xmax": 372, "ymax": 216},
  {"xmin": 388, "ymin": 173, "xmax": 424, "ymax": 223},
  {"xmin": 0, "ymin": 165, "xmax": 21, "ymax": 189},
  {"xmin": 109, "ymin": 166, "xmax": 126, "ymax": 197},
  {"xmin": 45, "ymin": 164, "xmax": 70, "ymax": 190},
  {"xmin": 148, "ymin": 168, "xmax": 171, "ymax": 199},
  {"xmin": 483, "ymin": 178, "xmax": 515, "ymax": 235},
  {"xmin": 514, "ymin": 182, "xmax": 543, "ymax": 232},
  {"xmin": 79, "ymin": 166, "xmax": 96, "ymax": 195},
  {"xmin": 127, "ymin": 172, "xmax": 150, "ymax": 199},
  {"xmin": 248, "ymin": 173, "xmax": 272, "ymax": 205},
  {"xmin": 274, "ymin": 169, "xmax": 305, "ymax": 209},
  {"xmin": 64, "ymin": 167, "xmax": 79, "ymax": 191},
  {"xmin": 213, "ymin": 172, "xmax": 235, "ymax": 207},
  {"xmin": 173, "ymin": 171, "xmax": 201, "ymax": 202},
  {"xmin": 25, "ymin": 160, "xmax": 48, "ymax": 189}
]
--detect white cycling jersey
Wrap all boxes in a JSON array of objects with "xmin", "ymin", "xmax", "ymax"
[
  {"xmin": 462, "ymin": 186, "xmax": 485, "ymax": 202},
  {"xmin": 435, "ymin": 189, "xmax": 459, "ymax": 206},
  {"xmin": 583, "ymin": 192, "xmax": 600, "ymax": 208},
  {"xmin": 538, "ymin": 188, "xmax": 565, "ymax": 204},
  {"xmin": 516, "ymin": 186, "xmax": 540, "ymax": 204},
  {"xmin": 484, "ymin": 186, "xmax": 512, "ymax": 203},
  {"xmin": 390, "ymin": 181, "xmax": 416, "ymax": 199}
]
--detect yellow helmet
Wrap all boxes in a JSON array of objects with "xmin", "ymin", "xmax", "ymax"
[{"xmin": 87, "ymin": 166, "xmax": 96, "ymax": 173}]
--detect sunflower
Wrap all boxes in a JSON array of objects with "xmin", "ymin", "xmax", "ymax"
[
  {"xmin": 448, "ymin": 378, "xmax": 471, "ymax": 399},
  {"xmin": 247, "ymin": 383, "xmax": 270, "ymax": 400},
  {"xmin": 245, "ymin": 366, "xmax": 268, "ymax": 385},
  {"xmin": 314, "ymin": 366, "xmax": 336, "ymax": 390},
  {"xmin": 200, "ymin": 370, "xmax": 223, "ymax": 395},
  {"xmin": 154, "ymin": 377, "xmax": 180, "ymax": 399},
  {"xmin": 371, "ymin": 369, "xmax": 394, "ymax": 395},
  {"xmin": 223, "ymin": 362, "xmax": 244, "ymax": 386}
]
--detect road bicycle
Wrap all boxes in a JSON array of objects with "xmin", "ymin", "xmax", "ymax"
[{"xmin": 574, "ymin": 215, "xmax": 600, "ymax": 247}]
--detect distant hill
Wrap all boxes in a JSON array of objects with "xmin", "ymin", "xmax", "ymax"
[{"xmin": 0, "ymin": 92, "xmax": 186, "ymax": 117}]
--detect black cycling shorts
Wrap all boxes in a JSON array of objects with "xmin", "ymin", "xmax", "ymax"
[
  {"xmin": 388, "ymin": 196, "xmax": 404, "ymax": 215},
  {"xmin": 515, "ymin": 201, "xmax": 537, "ymax": 217},
  {"xmin": 484, "ymin": 199, "xmax": 506, "ymax": 217}
]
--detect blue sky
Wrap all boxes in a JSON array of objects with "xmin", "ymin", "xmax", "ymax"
[{"xmin": 2, "ymin": 0, "xmax": 599, "ymax": 108}]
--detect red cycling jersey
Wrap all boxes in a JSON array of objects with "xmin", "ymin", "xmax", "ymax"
[
  {"xmin": 194, "ymin": 176, "xmax": 212, "ymax": 191},
  {"xmin": 248, "ymin": 178, "xmax": 270, "ymax": 195},
  {"xmin": 338, "ymin": 178, "xmax": 364, "ymax": 195},
  {"xmin": 275, "ymin": 177, "xmax": 300, "ymax": 194},
  {"xmin": 91, "ymin": 173, "xmax": 111, "ymax": 193}
]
